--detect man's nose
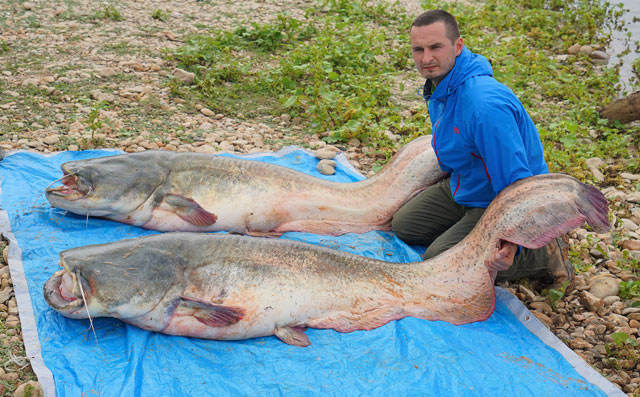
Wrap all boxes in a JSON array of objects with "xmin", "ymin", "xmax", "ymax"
[{"xmin": 421, "ymin": 50, "xmax": 433, "ymax": 64}]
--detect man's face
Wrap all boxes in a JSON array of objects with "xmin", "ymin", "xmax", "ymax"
[{"xmin": 410, "ymin": 22, "xmax": 463, "ymax": 86}]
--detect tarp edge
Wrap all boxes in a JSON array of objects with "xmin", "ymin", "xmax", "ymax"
[
  {"xmin": 496, "ymin": 287, "xmax": 624, "ymax": 396},
  {"xmin": 0, "ymin": 211, "xmax": 56, "ymax": 397}
]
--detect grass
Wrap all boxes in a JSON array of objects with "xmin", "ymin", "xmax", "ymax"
[{"xmin": 167, "ymin": 0, "xmax": 639, "ymax": 178}]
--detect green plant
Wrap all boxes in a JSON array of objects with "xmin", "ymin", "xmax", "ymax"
[
  {"xmin": 604, "ymin": 332, "xmax": 638, "ymax": 369},
  {"xmin": 151, "ymin": 9, "xmax": 171, "ymax": 22},
  {"xmin": 618, "ymin": 280, "xmax": 640, "ymax": 300},
  {"xmin": 82, "ymin": 101, "xmax": 109, "ymax": 148},
  {"xmin": 542, "ymin": 280, "xmax": 570, "ymax": 309},
  {"xmin": 93, "ymin": 5, "xmax": 124, "ymax": 21}
]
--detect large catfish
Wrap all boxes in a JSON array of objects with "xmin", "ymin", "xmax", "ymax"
[
  {"xmin": 45, "ymin": 136, "xmax": 444, "ymax": 235},
  {"xmin": 44, "ymin": 174, "xmax": 609, "ymax": 346}
]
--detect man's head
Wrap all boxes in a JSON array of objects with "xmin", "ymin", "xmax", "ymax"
[{"xmin": 410, "ymin": 10, "xmax": 463, "ymax": 86}]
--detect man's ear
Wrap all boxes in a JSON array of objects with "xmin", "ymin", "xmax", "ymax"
[{"xmin": 455, "ymin": 37, "xmax": 463, "ymax": 56}]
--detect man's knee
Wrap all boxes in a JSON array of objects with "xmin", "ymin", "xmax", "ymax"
[{"xmin": 391, "ymin": 214, "xmax": 420, "ymax": 245}]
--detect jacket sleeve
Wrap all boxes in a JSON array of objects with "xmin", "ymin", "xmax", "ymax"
[{"xmin": 472, "ymin": 101, "xmax": 534, "ymax": 195}]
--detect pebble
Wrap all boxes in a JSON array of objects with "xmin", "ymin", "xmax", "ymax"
[
  {"xmin": 200, "ymin": 108, "xmax": 215, "ymax": 117},
  {"xmin": 43, "ymin": 135, "xmax": 60, "ymax": 145},
  {"xmin": 348, "ymin": 137, "xmax": 361, "ymax": 148},
  {"xmin": 315, "ymin": 148, "xmax": 337, "ymax": 160},
  {"xmin": 588, "ymin": 277, "xmax": 619, "ymax": 299},
  {"xmin": 567, "ymin": 43, "xmax": 581, "ymax": 54},
  {"xmin": 579, "ymin": 45, "xmax": 594, "ymax": 55},
  {"xmin": 173, "ymin": 68, "xmax": 195, "ymax": 84},
  {"xmin": 580, "ymin": 291, "xmax": 604, "ymax": 312},
  {"xmin": 531, "ymin": 311, "xmax": 552, "ymax": 328},
  {"xmin": 317, "ymin": 159, "xmax": 336, "ymax": 175},
  {"xmin": 13, "ymin": 381, "xmax": 43, "ymax": 397}
]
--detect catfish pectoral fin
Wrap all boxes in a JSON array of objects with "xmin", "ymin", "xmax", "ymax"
[
  {"xmin": 274, "ymin": 325, "xmax": 310, "ymax": 347},
  {"xmin": 179, "ymin": 296, "xmax": 245, "ymax": 327},
  {"xmin": 165, "ymin": 193, "xmax": 217, "ymax": 226}
]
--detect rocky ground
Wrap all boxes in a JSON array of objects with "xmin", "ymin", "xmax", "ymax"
[{"xmin": 0, "ymin": 0, "xmax": 639, "ymax": 396}]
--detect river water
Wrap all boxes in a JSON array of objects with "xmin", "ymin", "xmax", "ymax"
[{"xmin": 609, "ymin": 0, "xmax": 640, "ymax": 94}]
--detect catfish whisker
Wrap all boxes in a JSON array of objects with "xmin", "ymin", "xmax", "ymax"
[
  {"xmin": 34, "ymin": 172, "xmax": 78, "ymax": 209},
  {"xmin": 77, "ymin": 273, "xmax": 100, "ymax": 348}
]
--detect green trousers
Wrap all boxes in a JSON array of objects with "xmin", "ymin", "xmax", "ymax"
[{"xmin": 391, "ymin": 178, "xmax": 549, "ymax": 282}]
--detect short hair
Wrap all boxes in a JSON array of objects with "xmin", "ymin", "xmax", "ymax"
[{"xmin": 412, "ymin": 10, "xmax": 460, "ymax": 44}]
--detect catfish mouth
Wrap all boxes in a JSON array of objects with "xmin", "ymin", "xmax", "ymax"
[
  {"xmin": 43, "ymin": 269, "xmax": 90, "ymax": 315},
  {"xmin": 45, "ymin": 167, "xmax": 92, "ymax": 201}
]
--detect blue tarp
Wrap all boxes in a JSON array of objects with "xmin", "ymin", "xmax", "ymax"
[{"xmin": 0, "ymin": 148, "xmax": 621, "ymax": 396}]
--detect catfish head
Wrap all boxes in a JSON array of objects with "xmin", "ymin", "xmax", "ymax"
[
  {"xmin": 45, "ymin": 152, "xmax": 171, "ymax": 219},
  {"xmin": 43, "ymin": 237, "xmax": 186, "ymax": 328}
]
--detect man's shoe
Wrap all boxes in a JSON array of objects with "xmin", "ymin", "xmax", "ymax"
[{"xmin": 546, "ymin": 235, "xmax": 574, "ymax": 292}]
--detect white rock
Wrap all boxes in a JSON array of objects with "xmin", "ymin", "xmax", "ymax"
[
  {"xmin": 567, "ymin": 43, "xmax": 581, "ymax": 54},
  {"xmin": 315, "ymin": 148, "xmax": 336, "ymax": 160},
  {"xmin": 69, "ymin": 121, "xmax": 85, "ymax": 133},
  {"xmin": 317, "ymin": 159, "xmax": 336, "ymax": 175},
  {"xmin": 620, "ymin": 172, "xmax": 640, "ymax": 181},
  {"xmin": 200, "ymin": 108, "xmax": 215, "ymax": 117},
  {"xmin": 43, "ymin": 135, "xmax": 60, "ymax": 145},
  {"xmin": 199, "ymin": 122, "xmax": 214, "ymax": 131},
  {"xmin": 619, "ymin": 218, "xmax": 638, "ymax": 231},
  {"xmin": 627, "ymin": 192, "xmax": 640, "ymax": 204},
  {"xmin": 173, "ymin": 68, "xmax": 195, "ymax": 84},
  {"xmin": 67, "ymin": 145, "xmax": 79, "ymax": 151},
  {"xmin": 588, "ymin": 277, "xmax": 619, "ymax": 299}
]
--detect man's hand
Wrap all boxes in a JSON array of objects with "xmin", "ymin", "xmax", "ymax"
[{"xmin": 484, "ymin": 240, "xmax": 518, "ymax": 275}]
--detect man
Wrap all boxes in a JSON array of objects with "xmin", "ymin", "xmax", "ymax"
[{"xmin": 392, "ymin": 10, "xmax": 572, "ymax": 286}]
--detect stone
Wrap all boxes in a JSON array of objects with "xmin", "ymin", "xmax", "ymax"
[
  {"xmin": 2, "ymin": 372, "xmax": 18, "ymax": 381},
  {"xmin": 620, "ymin": 172, "xmax": 640, "ymax": 181},
  {"xmin": 569, "ymin": 337, "xmax": 593, "ymax": 349},
  {"xmin": 43, "ymin": 134, "xmax": 60, "ymax": 145},
  {"xmin": 348, "ymin": 137, "xmax": 361, "ymax": 147},
  {"xmin": 602, "ymin": 295, "xmax": 620, "ymax": 305},
  {"xmin": 67, "ymin": 145, "xmax": 79, "ymax": 151},
  {"xmin": 13, "ymin": 381, "xmax": 44, "ymax": 397},
  {"xmin": 531, "ymin": 311, "xmax": 552, "ymax": 328},
  {"xmin": 567, "ymin": 43, "xmax": 581, "ymax": 54},
  {"xmin": 619, "ymin": 219, "xmax": 638, "ymax": 231},
  {"xmin": 69, "ymin": 121, "xmax": 85, "ymax": 133},
  {"xmin": 529, "ymin": 301, "xmax": 553, "ymax": 313},
  {"xmin": 199, "ymin": 122, "xmax": 214, "ymax": 131},
  {"xmin": 590, "ymin": 50, "xmax": 609, "ymax": 60},
  {"xmin": 580, "ymin": 291, "xmax": 604, "ymax": 312},
  {"xmin": 219, "ymin": 141, "xmax": 234, "ymax": 151},
  {"xmin": 98, "ymin": 67, "xmax": 117, "ymax": 77},
  {"xmin": 200, "ymin": 108, "xmax": 215, "ymax": 117},
  {"xmin": 317, "ymin": 159, "xmax": 336, "ymax": 175},
  {"xmin": 627, "ymin": 192, "xmax": 640, "ymax": 203},
  {"xmin": 315, "ymin": 148, "xmax": 337, "ymax": 160},
  {"xmin": 579, "ymin": 45, "xmax": 594, "ymax": 55},
  {"xmin": 0, "ymin": 287, "xmax": 11, "ymax": 304},
  {"xmin": 173, "ymin": 68, "xmax": 195, "ymax": 84},
  {"xmin": 22, "ymin": 2, "xmax": 34, "ymax": 10},
  {"xmin": 588, "ymin": 277, "xmax": 619, "ymax": 299}
]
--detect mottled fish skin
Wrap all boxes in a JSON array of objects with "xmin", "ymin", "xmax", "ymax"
[
  {"xmin": 43, "ymin": 174, "xmax": 609, "ymax": 346},
  {"xmin": 45, "ymin": 135, "xmax": 445, "ymax": 235}
]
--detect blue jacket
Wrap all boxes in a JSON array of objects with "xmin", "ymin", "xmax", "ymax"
[{"xmin": 424, "ymin": 46, "xmax": 548, "ymax": 207}]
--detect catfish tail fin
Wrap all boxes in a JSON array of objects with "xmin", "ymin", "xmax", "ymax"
[{"xmin": 475, "ymin": 174, "xmax": 610, "ymax": 250}]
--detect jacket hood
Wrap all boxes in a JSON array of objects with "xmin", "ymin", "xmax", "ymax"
[{"xmin": 425, "ymin": 46, "xmax": 493, "ymax": 102}]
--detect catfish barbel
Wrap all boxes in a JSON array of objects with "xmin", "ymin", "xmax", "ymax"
[
  {"xmin": 43, "ymin": 174, "xmax": 609, "ymax": 346},
  {"xmin": 45, "ymin": 136, "xmax": 444, "ymax": 236}
]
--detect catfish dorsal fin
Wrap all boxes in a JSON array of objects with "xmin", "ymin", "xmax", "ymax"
[
  {"xmin": 165, "ymin": 194, "xmax": 217, "ymax": 226},
  {"xmin": 179, "ymin": 296, "xmax": 244, "ymax": 327}
]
